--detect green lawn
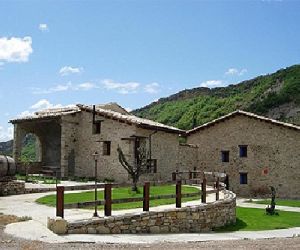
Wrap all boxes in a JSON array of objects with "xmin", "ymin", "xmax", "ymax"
[
  {"xmin": 250, "ymin": 199, "xmax": 300, "ymax": 208},
  {"xmin": 216, "ymin": 207, "xmax": 300, "ymax": 232},
  {"xmin": 36, "ymin": 185, "xmax": 200, "ymax": 210}
]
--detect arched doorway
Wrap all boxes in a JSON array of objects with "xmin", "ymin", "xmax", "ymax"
[{"xmin": 20, "ymin": 133, "xmax": 42, "ymax": 163}]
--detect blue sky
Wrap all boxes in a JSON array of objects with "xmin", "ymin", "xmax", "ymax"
[{"xmin": 0, "ymin": 0, "xmax": 300, "ymax": 141}]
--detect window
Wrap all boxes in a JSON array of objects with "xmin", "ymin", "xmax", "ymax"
[
  {"xmin": 221, "ymin": 151, "xmax": 230, "ymax": 162},
  {"xmin": 146, "ymin": 159, "xmax": 157, "ymax": 173},
  {"xmin": 239, "ymin": 145, "xmax": 248, "ymax": 157},
  {"xmin": 240, "ymin": 173, "xmax": 248, "ymax": 184},
  {"xmin": 103, "ymin": 141, "xmax": 111, "ymax": 156},
  {"xmin": 92, "ymin": 121, "xmax": 101, "ymax": 134}
]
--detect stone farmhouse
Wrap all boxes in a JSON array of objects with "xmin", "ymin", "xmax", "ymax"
[
  {"xmin": 10, "ymin": 104, "xmax": 300, "ymax": 198},
  {"xmin": 10, "ymin": 103, "xmax": 187, "ymax": 183},
  {"xmin": 186, "ymin": 110, "xmax": 300, "ymax": 198}
]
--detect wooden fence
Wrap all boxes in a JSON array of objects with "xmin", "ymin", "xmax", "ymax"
[{"xmin": 56, "ymin": 174, "xmax": 224, "ymax": 218}]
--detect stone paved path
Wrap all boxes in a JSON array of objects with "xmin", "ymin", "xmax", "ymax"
[
  {"xmin": 237, "ymin": 198, "xmax": 300, "ymax": 212},
  {"xmin": 1, "ymin": 190, "xmax": 300, "ymax": 244}
]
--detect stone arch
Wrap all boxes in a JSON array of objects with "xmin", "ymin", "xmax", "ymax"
[
  {"xmin": 20, "ymin": 133, "xmax": 42, "ymax": 162},
  {"xmin": 13, "ymin": 120, "xmax": 62, "ymax": 175}
]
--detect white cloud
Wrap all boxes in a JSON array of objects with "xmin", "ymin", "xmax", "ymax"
[
  {"xmin": 59, "ymin": 66, "xmax": 83, "ymax": 76},
  {"xmin": 76, "ymin": 82, "xmax": 97, "ymax": 90},
  {"xmin": 144, "ymin": 82, "xmax": 160, "ymax": 94},
  {"xmin": 30, "ymin": 99, "xmax": 63, "ymax": 110},
  {"xmin": 39, "ymin": 23, "xmax": 49, "ymax": 32},
  {"xmin": 32, "ymin": 82, "xmax": 98, "ymax": 94},
  {"xmin": 200, "ymin": 80, "xmax": 224, "ymax": 88},
  {"xmin": 225, "ymin": 68, "xmax": 247, "ymax": 76},
  {"xmin": 32, "ymin": 82, "xmax": 72, "ymax": 94},
  {"xmin": 0, "ymin": 126, "xmax": 13, "ymax": 142},
  {"xmin": 125, "ymin": 107, "xmax": 132, "ymax": 112},
  {"xmin": 0, "ymin": 36, "xmax": 33, "ymax": 63},
  {"xmin": 18, "ymin": 99, "xmax": 76, "ymax": 117},
  {"xmin": 102, "ymin": 79, "xmax": 140, "ymax": 94},
  {"xmin": 32, "ymin": 79, "xmax": 160, "ymax": 95}
]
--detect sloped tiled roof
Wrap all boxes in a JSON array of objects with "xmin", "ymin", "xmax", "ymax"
[
  {"xmin": 187, "ymin": 110, "xmax": 300, "ymax": 135},
  {"xmin": 10, "ymin": 106, "xmax": 80, "ymax": 123},
  {"xmin": 77, "ymin": 104, "xmax": 184, "ymax": 134},
  {"xmin": 10, "ymin": 104, "xmax": 184, "ymax": 134}
]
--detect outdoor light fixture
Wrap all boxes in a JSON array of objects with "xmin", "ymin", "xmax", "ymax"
[{"xmin": 92, "ymin": 151, "xmax": 99, "ymax": 217}]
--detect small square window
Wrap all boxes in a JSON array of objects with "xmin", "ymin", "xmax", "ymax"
[
  {"xmin": 103, "ymin": 141, "xmax": 111, "ymax": 156},
  {"xmin": 93, "ymin": 122, "xmax": 101, "ymax": 134},
  {"xmin": 240, "ymin": 173, "xmax": 248, "ymax": 184},
  {"xmin": 221, "ymin": 151, "xmax": 229, "ymax": 162},
  {"xmin": 239, "ymin": 145, "xmax": 248, "ymax": 157},
  {"xmin": 146, "ymin": 159, "xmax": 157, "ymax": 173}
]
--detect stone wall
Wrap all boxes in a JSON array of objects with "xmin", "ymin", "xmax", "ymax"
[
  {"xmin": 0, "ymin": 180, "xmax": 25, "ymax": 196},
  {"xmin": 60, "ymin": 114, "xmax": 79, "ymax": 177},
  {"xmin": 187, "ymin": 114, "xmax": 300, "ymax": 198},
  {"xmin": 50, "ymin": 190, "xmax": 236, "ymax": 235},
  {"xmin": 73, "ymin": 111, "xmax": 183, "ymax": 183},
  {"xmin": 176, "ymin": 143, "xmax": 198, "ymax": 171},
  {"xmin": 74, "ymin": 111, "xmax": 138, "ymax": 182}
]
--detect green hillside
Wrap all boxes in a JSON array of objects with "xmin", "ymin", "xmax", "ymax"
[
  {"xmin": 0, "ymin": 134, "xmax": 36, "ymax": 161},
  {"xmin": 133, "ymin": 65, "xmax": 300, "ymax": 130}
]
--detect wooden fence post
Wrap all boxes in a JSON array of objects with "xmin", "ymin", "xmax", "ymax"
[
  {"xmin": 176, "ymin": 180, "xmax": 182, "ymax": 208},
  {"xmin": 56, "ymin": 186, "xmax": 64, "ymax": 218},
  {"xmin": 216, "ymin": 177, "xmax": 220, "ymax": 201},
  {"xmin": 104, "ymin": 183, "xmax": 112, "ymax": 216},
  {"xmin": 201, "ymin": 177, "xmax": 207, "ymax": 203},
  {"xmin": 143, "ymin": 182, "xmax": 150, "ymax": 212}
]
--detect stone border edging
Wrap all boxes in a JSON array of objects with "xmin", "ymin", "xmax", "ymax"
[{"xmin": 48, "ymin": 190, "xmax": 236, "ymax": 235}]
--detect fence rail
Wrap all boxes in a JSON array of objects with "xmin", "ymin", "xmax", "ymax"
[
  {"xmin": 63, "ymin": 191, "xmax": 202, "ymax": 209},
  {"xmin": 56, "ymin": 171, "xmax": 226, "ymax": 218}
]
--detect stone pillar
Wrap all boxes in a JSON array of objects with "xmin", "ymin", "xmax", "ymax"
[
  {"xmin": 60, "ymin": 123, "xmax": 67, "ymax": 178},
  {"xmin": 12, "ymin": 124, "xmax": 26, "ymax": 162},
  {"xmin": 60, "ymin": 116, "xmax": 78, "ymax": 178},
  {"xmin": 35, "ymin": 136, "xmax": 42, "ymax": 162}
]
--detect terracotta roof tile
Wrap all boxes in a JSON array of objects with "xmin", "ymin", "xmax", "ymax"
[{"xmin": 187, "ymin": 110, "xmax": 300, "ymax": 135}]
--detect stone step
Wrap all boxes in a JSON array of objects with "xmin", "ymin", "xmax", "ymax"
[{"xmin": 42, "ymin": 165, "xmax": 60, "ymax": 170}]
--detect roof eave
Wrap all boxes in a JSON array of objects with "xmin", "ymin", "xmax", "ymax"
[{"xmin": 186, "ymin": 110, "xmax": 300, "ymax": 135}]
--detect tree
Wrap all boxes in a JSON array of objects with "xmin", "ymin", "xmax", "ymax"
[
  {"xmin": 117, "ymin": 144, "xmax": 148, "ymax": 192},
  {"xmin": 19, "ymin": 155, "xmax": 31, "ymax": 182}
]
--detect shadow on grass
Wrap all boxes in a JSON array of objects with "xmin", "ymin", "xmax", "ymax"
[{"xmin": 214, "ymin": 218, "xmax": 248, "ymax": 232}]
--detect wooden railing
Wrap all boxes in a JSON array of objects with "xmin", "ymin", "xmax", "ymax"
[{"xmin": 56, "ymin": 173, "xmax": 225, "ymax": 218}]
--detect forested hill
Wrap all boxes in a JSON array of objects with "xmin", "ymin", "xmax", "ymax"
[{"xmin": 133, "ymin": 65, "xmax": 300, "ymax": 130}]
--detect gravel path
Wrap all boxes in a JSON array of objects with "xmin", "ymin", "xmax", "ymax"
[{"xmin": 1, "ymin": 214, "xmax": 300, "ymax": 249}]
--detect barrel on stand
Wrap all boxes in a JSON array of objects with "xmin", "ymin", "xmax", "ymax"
[{"xmin": 0, "ymin": 155, "xmax": 16, "ymax": 177}]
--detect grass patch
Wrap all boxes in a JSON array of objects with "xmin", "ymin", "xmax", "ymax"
[
  {"xmin": 216, "ymin": 207, "xmax": 300, "ymax": 232},
  {"xmin": 249, "ymin": 199, "xmax": 300, "ymax": 208},
  {"xmin": 36, "ymin": 185, "xmax": 200, "ymax": 210}
]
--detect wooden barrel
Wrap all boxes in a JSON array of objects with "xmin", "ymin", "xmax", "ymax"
[{"xmin": 0, "ymin": 155, "xmax": 16, "ymax": 177}]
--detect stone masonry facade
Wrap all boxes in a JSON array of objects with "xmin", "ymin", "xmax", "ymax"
[
  {"xmin": 11, "ymin": 106, "xmax": 300, "ymax": 198},
  {"xmin": 48, "ymin": 190, "xmax": 236, "ymax": 235},
  {"xmin": 187, "ymin": 113, "xmax": 300, "ymax": 198}
]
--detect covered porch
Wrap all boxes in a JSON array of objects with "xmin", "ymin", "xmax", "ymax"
[{"xmin": 12, "ymin": 117, "xmax": 62, "ymax": 177}]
